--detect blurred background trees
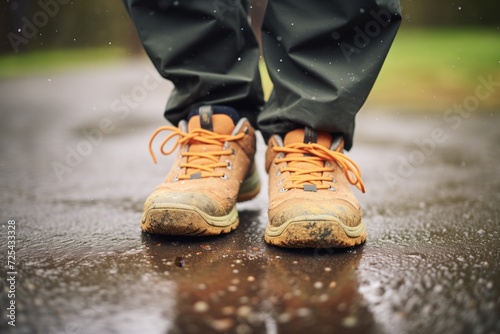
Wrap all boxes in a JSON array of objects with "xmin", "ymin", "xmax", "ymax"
[{"xmin": 1, "ymin": 0, "xmax": 498, "ymax": 55}]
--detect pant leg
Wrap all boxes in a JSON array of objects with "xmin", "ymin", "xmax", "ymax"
[
  {"xmin": 258, "ymin": 0, "xmax": 401, "ymax": 150},
  {"xmin": 123, "ymin": 0, "xmax": 265, "ymax": 126}
]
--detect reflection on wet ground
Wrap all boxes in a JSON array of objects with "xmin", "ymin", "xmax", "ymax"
[{"xmin": 0, "ymin": 62, "xmax": 499, "ymax": 333}]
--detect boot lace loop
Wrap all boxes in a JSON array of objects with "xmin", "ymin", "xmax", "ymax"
[{"xmin": 149, "ymin": 126, "xmax": 244, "ymax": 179}]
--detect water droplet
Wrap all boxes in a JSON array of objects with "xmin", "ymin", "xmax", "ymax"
[
  {"xmin": 174, "ymin": 256, "xmax": 185, "ymax": 267},
  {"xmin": 194, "ymin": 301, "xmax": 209, "ymax": 312},
  {"xmin": 237, "ymin": 305, "xmax": 252, "ymax": 318},
  {"xmin": 433, "ymin": 285, "xmax": 443, "ymax": 293},
  {"xmin": 278, "ymin": 312, "xmax": 292, "ymax": 323},
  {"xmin": 342, "ymin": 316, "xmax": 358, "ymax": 327},
  {"xmin": 296, "ymin": 308, "xmax": 311, "ymax": 317}
]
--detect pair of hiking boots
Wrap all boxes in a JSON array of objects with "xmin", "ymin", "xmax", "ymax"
[{"xmin": 142, "ymin": 106, "xmax": 366, "ymax": 248}]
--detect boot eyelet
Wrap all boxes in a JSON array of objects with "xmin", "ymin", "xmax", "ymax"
[
  {"xmin": 243, "ymin": 126, "xmax": 249, "ymax": 134},
  {"xmin": 174, "ymin": 176, "xmax": 179, "ymax": 182},
  {"xmin": 277, "ymin": 179, "xmax": 284, "ymax": 186},
  {"xmin": 276, "ymin": 169, "xmax": 281, "ymax": 176},
  {"xmin": 221, "ymin": 173, "xmax": 229, "ymax": 180},
  {"xmin": 328, "ymin": 186, "xmax": 336, "ymax": 191},
  {"xmin": 279, "ymin": 187, "xmax": 288, "ymax": 193},
  {"xmin": 226, "ymin": 161, "xmax": 233, "ymax": 170}
]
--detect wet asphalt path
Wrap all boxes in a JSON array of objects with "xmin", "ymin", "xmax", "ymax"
[{"xmin": 0, "ymin": 60, "xmax": 499, "ymax": 334}]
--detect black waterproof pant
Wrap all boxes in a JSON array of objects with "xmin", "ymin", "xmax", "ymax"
[{"xmin": 124, "ymin": 0, "xmax": 401, "ymax": 149}]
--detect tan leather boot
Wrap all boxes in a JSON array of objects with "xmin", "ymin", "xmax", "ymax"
[
  {"xmin": 265, "ymin": 127, "xmax": 366, "ymax": 248},
  {"xmin": 142, "ymin": 106, "xmax": 260, "ymax": 236}
]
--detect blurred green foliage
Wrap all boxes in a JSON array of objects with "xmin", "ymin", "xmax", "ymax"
[
  {"xmin": 368, "ymin": 27, "xmax": 500, "ymax": 110},
  {"xmin": 1, "ymin": 1, "xmax": 141, "ymax": 54},
  {"xmin": 1, "ymin": 0, "xmax": 499, "ymax": 55}
]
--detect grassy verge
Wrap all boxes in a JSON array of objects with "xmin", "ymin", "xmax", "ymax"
[
  {"xmin": 0, "ymin": 47, "xmax": 129, "ymax": 78},
  {"xmin": 365, "ymin": 27, "xmax": 500, "ymax": 111}
]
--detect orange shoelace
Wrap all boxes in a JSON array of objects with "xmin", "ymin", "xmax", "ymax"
[
  {"xmin": 273, "ymin": 142, "xmax": 366, "ymax": 193},
  {"xmin": 148, "ymin": 126, "xmax": 244, "ymax": 179}
]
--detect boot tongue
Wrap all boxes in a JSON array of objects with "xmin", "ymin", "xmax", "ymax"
[
  {"xmin": 284, "ymin": 128, "xmax": 333, "ymax": 148},
  {"xmin": 187, "ymin": 105, "xmax": 239, "ymax": 135},
  {"xmin": 184, "ymin": 106, "xmax": 240, "ymax": 177}
]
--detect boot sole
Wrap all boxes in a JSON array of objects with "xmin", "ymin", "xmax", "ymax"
[
  {"xmin": 142, "ymin": 168, "xmax": 261, "ymax": 236},
  {"xmin": 142, "ymin": 204, "xmax": 239, "ymax": 236},
  {"xmin": 265, "ymin": 217, "xmax": 366, "ymax": 248}
]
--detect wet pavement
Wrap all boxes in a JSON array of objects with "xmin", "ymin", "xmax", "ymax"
[{"xmin": 0, "ymin": 60, "xmax": 499, "ymax": 334}]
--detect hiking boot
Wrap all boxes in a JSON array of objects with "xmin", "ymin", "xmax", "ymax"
[
  {"xmin": 265, "ymin": 127, "xmax": 366, "ymax": 248},
  {"xmin": 142, "ymin": 105, "xmax": 260, "ymax": 236}
]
